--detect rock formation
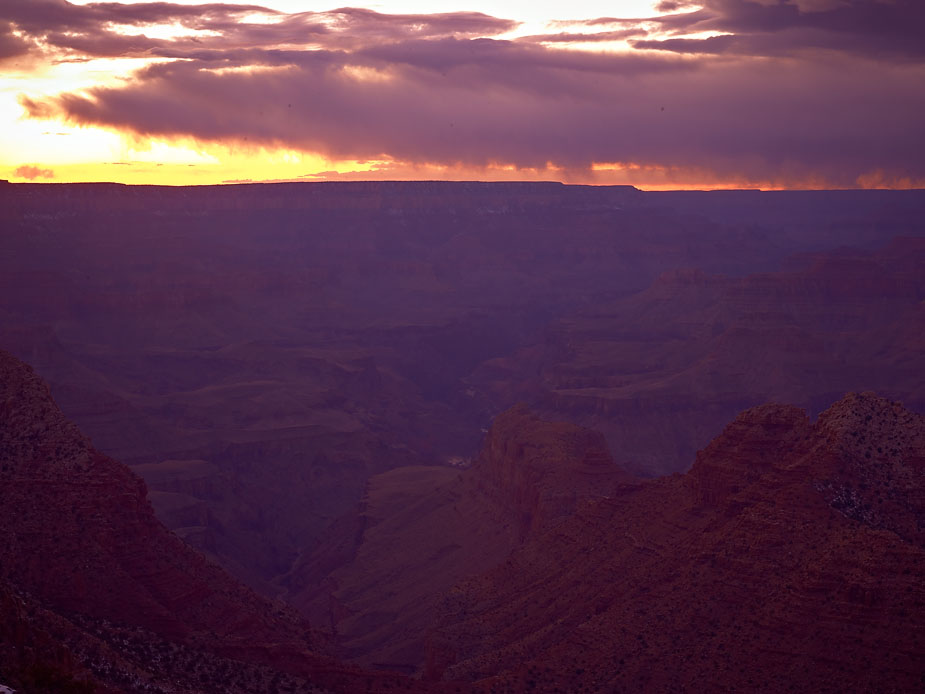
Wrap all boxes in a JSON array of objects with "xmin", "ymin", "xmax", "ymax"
[
  {"xmin": 0, "ymin": 349, "xmax": 457, "ymax": 693},
  {"xmin": 428, "ymin": 392, "xmax": 925, "ymax": 692},
  {"xmin": 284, "ymin": 406, "xmax": 630, "ymax": 674},
  {"xmin": 471, "ymin": 237, "xmax": 925, "ymax": 476},
  {"xmin": 2, "ymin": 181, "xmax": 924, "ymax": 693},
  {"xmin": 2, "ymin": 182, "xmax": 923, "ymax": 592}
]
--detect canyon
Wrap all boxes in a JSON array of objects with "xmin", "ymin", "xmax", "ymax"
[
  {"xmin": 1, "ymin": 182, "xmax": 924, "ymax": 691},
  {"xmin": 432, "ymin": 391, "xmax": 925, "ymax": 692},
  {"xmin": 2, "ymin": 349, "xmax": 922, "ymax": 692},
  {"xmin": 0, "ymin": 348, "xmax": 459, "ymax": 693}
]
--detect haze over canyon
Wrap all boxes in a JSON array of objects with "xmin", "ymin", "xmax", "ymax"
[{"xmin": 0, "ymin": 181, "xmax": 923, "ymax": 692}]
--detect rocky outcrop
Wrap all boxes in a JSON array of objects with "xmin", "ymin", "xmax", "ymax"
[
  {"xmin": 3, "ymin": 345, "xmax": 924, "ymax": 692},
  {"xmin": 0, "ymin": 350, "xmax": 466, "ymax": 693},
  {"xmin": 472, "ymin": 405, "xmax": 629, "ymax": 539},
  {"xmin": 3, "ymin": 182, "xmax": 923, "ymax": 594},
  {"xmin": 430, "ymin": 394, "xmax": 925, "ymax": 693},
  {"xmin": 283, "ymin": 407, "xmax": 629, "ymax": 675},
  {"xmin": 470, "ymin": 237, "xmax": 925, "ymax": 476},
  {"xmin": 0, "ymin": 350, "xmax": 299, "ymax": 644},
  {"xmin": 813, "ymin": 392, "xmax": 925, "ymax": 547},
  {"xmin": 687, "ymin": 402, "xmax": 813, "ymax": 507}
]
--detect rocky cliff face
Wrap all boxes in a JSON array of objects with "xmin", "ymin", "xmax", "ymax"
[
  {"xmin": 2, "ymin": 183, "xmax": 923, "ymax": 595},
  {"xmin": 0, "ymin": 350, "xmax": 461, "ymax": 693},
  {"xmin": 0, "ymin": 350, "xmax": 305, "ymax": 644},
  {"xmin": 471, "ymin": 405, "xmax": 630, "ymax": 539},
  {"xmin": 283, "ymin": 406, "xmax": 629, "ymax": 675},
  {"xmin": 3, "ymin": 345, "xmax": 924, "ymax": 693},
  {"xmin": 812, "ymin": 392, "xmax": 925, "ymax": 547},
  {"xmin": 471, "ymin": 237, "xmax": 925, "ymax": 476},
  {"xmin": 430, "ymin": 393, "xmax": 925, "ymax": 693},
  {"xmin": 3, "ymin": 181, "xmax": 925, "ymax": 692}
]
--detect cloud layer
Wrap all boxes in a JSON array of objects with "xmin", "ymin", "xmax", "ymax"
[
  {"xmin": 629, "ymin": 0, "xmax": 925, "ymax": 60},
  {"xmin": 5, "ymin": 0, "xmax": 925, "ymax": 187}
]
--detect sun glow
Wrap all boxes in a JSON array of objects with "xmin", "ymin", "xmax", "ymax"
[
  {"xmin": 5, "ymin": 130, "xmax": 422, "ymax": 186},
  {"xmin": 4, "ymin": 1, "xmax": 913, "ymax": 190},
  {"xmin": 341, "ymin": 65, "xmax": 394, "ymax": 83},
  {"xmin": 2, "ymin": 1, "xmax": 678, "ymax": 186}
]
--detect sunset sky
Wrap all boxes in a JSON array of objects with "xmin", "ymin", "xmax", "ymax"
[{"xmin": 1, "ymin": 0, "xmax": 923, "ymax": 188}]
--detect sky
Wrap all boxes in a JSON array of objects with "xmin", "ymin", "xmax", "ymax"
[{"xmin": 1, "ymin": 0, "xmax": 923, "ymax": 189}]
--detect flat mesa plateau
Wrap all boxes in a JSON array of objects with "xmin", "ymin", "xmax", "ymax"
[{"xmin": 1, "ymin": 182, "xmax": 924, "ymax": 693}]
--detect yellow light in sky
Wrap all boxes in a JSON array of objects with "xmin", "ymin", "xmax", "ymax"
[{"xmin": 3, "ymin": 1, "xmax": 671, "ymax": 186}]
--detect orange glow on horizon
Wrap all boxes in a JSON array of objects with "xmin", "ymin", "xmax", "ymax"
[
  {"xmin": 4, "ymin": 145, "xmax": 887, "ymax": 191},
  {"xmin": 2, "ymin": 2, "xmax": 920, "ymax": 191},
  {"xmin": 0, "ymin": 1, "xmax": 689, "ymax": 189}
]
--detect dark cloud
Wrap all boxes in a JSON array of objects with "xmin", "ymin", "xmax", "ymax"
[
  {"xmin": 14, "ymin": 164, "xmax": 55, "ymax": 180},
  {"xmin": 517, "ymin": 29, "xmax": 648, "ymax": 44},
  {"xmin": 7, "ymin": 1, "xmax": 925, "ymax": 187},
  {"xmin": 0, "ymin": 20, "xmax": 30, "ymax": 61},
  {"xmin": 0, "ymin": 1, "xmax": 517, "ymax": 61},
  {"xmin": 23, "ymin": 35, "xmax": 925, "ymax": 186},
  {"xmin": 358, "ymin": 37, "xmax": 685, "ymax": 80},
  {"xmin": 321, "ymin": 7, "xmax": 518, "ymax": 40},
  {"xmin": 0, "ymin": 0, "xmax": 271, "ymax": 32},
  {"xmin": 632, "ymin": 34, "xmax": 739, "ymax": 55},
  {"xmin": 549, "ymin": 11, "xmax": 714, "ymax": 31},
  {"xmin": 655, "ymin": 1, "xmax": 699, "ymax": 11},
  {"xmin": 639, "ymin": 0, "xmax": 925, "ymax": 60},
  {"xmin": 5, "ymin": 1, "xmax": 919, "ymax": 62}
]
